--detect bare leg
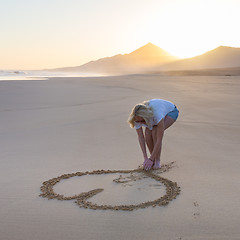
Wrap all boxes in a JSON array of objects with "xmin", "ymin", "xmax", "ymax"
[
  {"xmin": 152, "ymin": 116, "xmax": 176, "ymax": 169},
  {"xmin": 152, "ymin": 126, "xmax": 157, "ymax": 144},
  {"xmin": 164, "ymin": 115, "xmax": 176, "ymax": 130},
  {"xmin": 152, "ymin": 126, "xmax": 161, "ymax": 169}
]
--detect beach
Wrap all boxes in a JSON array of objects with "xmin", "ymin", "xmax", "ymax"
[{"xmin": 0, "ymin": 74, "xmax": 240, "ymax": 240}]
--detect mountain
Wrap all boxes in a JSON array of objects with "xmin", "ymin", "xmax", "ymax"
[
  {"xmin": 47, "ymin": 44, "xmax": 240, "ymax": 75},
  {"xmin": 126, "ymin": 43, "xmax": 178, "ymax": 66},
  {"xmin": 159, "ymin": 46, "xmax": 240, "ymax": 71},
  {"xmin": 48, "ymin": 43, "xmax": 179, "ymax": 74}
]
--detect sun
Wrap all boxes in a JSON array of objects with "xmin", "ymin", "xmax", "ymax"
[{"xmin": 137, "ymin": 0, "xmax": 240, "ymax": 58}]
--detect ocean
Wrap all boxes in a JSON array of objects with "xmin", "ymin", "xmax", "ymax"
[{"xmin": 0, "ymin": 70, "xmax": 102, "ymax": 80}]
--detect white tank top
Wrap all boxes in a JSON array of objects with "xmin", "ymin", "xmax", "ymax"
[{"xmin": 134, "ymin": 99, "xmax": 175, "ymax": 130}]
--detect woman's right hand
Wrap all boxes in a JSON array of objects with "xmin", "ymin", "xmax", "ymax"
[{"xmin": 143, "ymin": 157, "xmax": 154, "ymax": 171}]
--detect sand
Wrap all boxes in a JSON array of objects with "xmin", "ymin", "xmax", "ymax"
[
  {"xmin": 0, "ymin": 75, "xmax": 240, "ymax": 240},
  {"xmin": 39, "ymin": 162, "xmax": 180, "ymax": 211}
]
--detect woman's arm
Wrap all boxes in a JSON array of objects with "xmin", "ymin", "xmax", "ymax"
[
  {"xmin": 149, "ymin": 119, "xmax": 164, "ymax": 161},
  {"xmin": 136, "ymin": 127, "xmax": 148, "ymax": 159}
]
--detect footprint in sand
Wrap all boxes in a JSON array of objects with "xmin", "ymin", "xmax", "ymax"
[{"xmin": 193, "ymin": 201, "xmax": 200, "ymax": 218}]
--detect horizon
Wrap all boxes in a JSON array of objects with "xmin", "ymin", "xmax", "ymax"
[
  {"xmin": 1, "ymin": 43, "xmax": 236, "ymax": 72},
  {"xmin": 1, "ymin": 0, "xmax": 240, "ymax": 70}
]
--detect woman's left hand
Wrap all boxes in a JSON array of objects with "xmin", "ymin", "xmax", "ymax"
[{"xmin": 143, "ymin": 158, "xmax": 154, "ymax": 171}]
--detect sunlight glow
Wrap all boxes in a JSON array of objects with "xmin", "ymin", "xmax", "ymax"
[
  {"xmin": 137, "ymin": 0, "xmax": 240, "ymax": 58},
  {"xmin": 0, "ymin": 0, "xmax": 239, "ymax": 69}
]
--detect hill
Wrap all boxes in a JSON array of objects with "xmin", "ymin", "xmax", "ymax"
[
  {"xmin": 159, "ymin": 46, "xmax": 240, "ymax": 71},
  {"xmin": 48, "ymin": 43, "xmax": 179, "ymax": 74},
  {"xmin": 47, "ymin": 44, "xmax": 240, "ymax": 75}
]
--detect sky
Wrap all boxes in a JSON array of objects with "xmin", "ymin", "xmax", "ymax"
[{"xmin": 0, "ymin": 0, "xmax": 239, "ymax": 70}]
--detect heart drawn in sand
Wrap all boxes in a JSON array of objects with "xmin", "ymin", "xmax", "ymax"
[{"xmin": 39, "ymin": 162, "xmax": 181, "ymax": 211}]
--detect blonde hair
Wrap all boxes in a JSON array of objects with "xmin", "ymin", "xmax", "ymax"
[{"xmin": 127, "ymin": 100, "xmax": 154, "ymax": 129}]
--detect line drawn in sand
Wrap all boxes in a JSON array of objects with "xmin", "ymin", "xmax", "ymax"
[{"xmin": 39, "ymin": 162, "xmax": 181, "ymax": 211}]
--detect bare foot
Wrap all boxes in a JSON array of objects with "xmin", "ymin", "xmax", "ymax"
[{"xmin": 153, "ymin": 160, "xmax": 161, "ymax": 169}]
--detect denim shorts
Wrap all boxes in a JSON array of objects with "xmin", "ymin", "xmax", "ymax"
[{"xmin": 167, "ymin": 105, "xmax": 179, "ymax": 120}]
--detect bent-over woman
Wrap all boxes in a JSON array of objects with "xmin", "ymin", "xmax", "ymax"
[{"xmin": 127, "ymin": 99, "xmax": 179, "ymax": 171}]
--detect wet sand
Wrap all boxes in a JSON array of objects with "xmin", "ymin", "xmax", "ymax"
[{"xmin": 0, "ymin": 75, "xmax": 240, "ymax": 239}]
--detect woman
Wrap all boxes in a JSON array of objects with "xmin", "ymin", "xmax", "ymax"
[{"xmin": 127, "ymin": 98, "xmax": 179, "ymax": 171}]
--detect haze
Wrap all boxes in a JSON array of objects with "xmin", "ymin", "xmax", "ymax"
[{"xmin": 0, "ymin": 0, "xmax": 239, "ymax": 70}]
